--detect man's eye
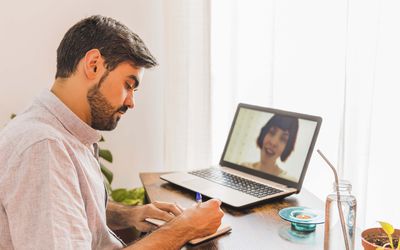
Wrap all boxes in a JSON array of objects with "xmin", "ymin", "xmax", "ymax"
[{"xmin": 126, "ymin": 82, "xmax": 133, "ymax": 90}]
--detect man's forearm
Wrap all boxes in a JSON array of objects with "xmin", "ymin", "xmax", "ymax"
[
  {"xmin": 106, "ymin": 201, "xmax": 134, "ymax": 230},
  {"xmin": 125, "ymin": 220, "xmax": 190, "ymax": 250}
]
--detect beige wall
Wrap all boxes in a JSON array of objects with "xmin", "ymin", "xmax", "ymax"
[{"xmin": 0, "ymin": 0, "xmax": 167, "ymax": 189}]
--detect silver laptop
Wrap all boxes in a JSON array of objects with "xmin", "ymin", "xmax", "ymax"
[{"xmin": 161, "ymin": 103, "xmax": 322, "ymax": 208}]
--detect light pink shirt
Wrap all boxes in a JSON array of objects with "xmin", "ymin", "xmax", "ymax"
[{"xmin": 0, "ymin": 91, "xmax": 123, "ymax": 249}]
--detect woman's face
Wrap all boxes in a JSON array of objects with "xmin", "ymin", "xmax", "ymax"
[{"xmin": 262, "ymin": 126, "xmax": 289, "ymax": 161}]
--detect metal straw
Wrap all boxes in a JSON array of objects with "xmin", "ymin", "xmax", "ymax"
[{"xmin": 317, "ymin": 149, "xmax": 350, "ymax": 250}]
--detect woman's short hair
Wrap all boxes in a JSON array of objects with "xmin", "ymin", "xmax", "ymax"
[{"xmin": 257, "ymin": 115, "xmax": 299, "ymax": 162}]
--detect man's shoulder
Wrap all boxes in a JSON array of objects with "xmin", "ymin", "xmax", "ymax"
[{"xmin": 0, "ymin": 111, "xmax": 68, "ymax": 156}]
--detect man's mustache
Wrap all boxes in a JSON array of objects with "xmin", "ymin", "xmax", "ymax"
[{"xmin": 117, "ymin": 105, "xmax": 128, "ymax": 114}]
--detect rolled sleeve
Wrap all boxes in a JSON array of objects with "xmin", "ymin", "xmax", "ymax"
[{"xmin": 4, "ymin": 139, "xmax": 92, "ymax": 250}]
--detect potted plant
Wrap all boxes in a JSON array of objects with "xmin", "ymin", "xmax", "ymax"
[
  {"xmin": 98, "ymin": 138, "xmax": 145, "ymax": 244},
  {"xmin": 362, "ymin": 221, "xmax": 400, "ymax": 250},
  {"xmin": 98, "ymin": 136, "xmax": 145, "ymax": 205}
]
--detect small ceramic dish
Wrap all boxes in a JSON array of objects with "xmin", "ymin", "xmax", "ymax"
[{"xmin": 279, "ymin": 206, "xmax": 324, "ymax": 232}]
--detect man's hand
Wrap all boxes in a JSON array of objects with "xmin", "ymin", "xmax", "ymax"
[
  {"xmin": 127, "ymin": 201, "xmax": 184, "ymax": 232},
  {"xmin": 106, "ymin": 201, "xmax": 183, "ymax": 231},
  {"xmin": 169, "ymin": 199, "xmax": 224, "ymax": 240},
  {"xmin": 123, "ymin": 199, "xmax": 224, "ymax": 249}
]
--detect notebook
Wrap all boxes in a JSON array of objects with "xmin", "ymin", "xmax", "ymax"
[
  {"xmin": 161, "ymin": 103, "xmax": 322, "ymax": 208},
  {"xmin": 145, "ymin": 218, "xmax": 232, "ymax": 245}
]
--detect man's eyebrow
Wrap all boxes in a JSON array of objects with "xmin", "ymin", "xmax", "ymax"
[{"xmin": 128, "ymin": 75, "xmax": 139, "ymax": 88}]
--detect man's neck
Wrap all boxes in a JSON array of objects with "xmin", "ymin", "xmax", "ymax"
[{"xmin": 51, "ymin": 78, "xmax": 91, "ymax": 125}]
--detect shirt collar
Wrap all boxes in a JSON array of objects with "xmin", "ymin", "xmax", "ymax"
[{"xmin": 36, "ymin": 90, "xmax": 101, "ymax": 145}]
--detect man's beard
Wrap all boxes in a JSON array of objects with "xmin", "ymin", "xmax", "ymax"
[{"xmin": 87, "ymin": 74, "xmax": 128, "ymax": 131}]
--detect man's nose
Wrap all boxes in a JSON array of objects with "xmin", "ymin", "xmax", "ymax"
[{"xmin": 124, "ymin": 93, "xmax": 135, "ymax": 109}]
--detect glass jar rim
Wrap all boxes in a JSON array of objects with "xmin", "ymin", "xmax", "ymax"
[{"xmin": 333, "ymin": 180, "xmax": 352, "ymax": 191}]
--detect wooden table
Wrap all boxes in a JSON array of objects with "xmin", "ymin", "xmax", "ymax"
[{"xmin": 140, "ymin": 172, "xmax": 329, "ymax": 249}]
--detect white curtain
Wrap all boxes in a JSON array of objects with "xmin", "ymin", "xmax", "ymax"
[
  {"xmin": 162, "ymin": 0, "xmax": 212, "ymax": 171},
  {"xmin": 211, "ymin": 0, "xmax": 400, "ymax": 228}
]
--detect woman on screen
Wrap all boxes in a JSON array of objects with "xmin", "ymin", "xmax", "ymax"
[{"xmin": 243, "ymin": 114, "xmax": 299, "ymax": 181}]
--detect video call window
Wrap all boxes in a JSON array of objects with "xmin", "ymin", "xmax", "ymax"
[{"xmin": 223, "ymin": 107, "xmax": 318, "ymax": 183}]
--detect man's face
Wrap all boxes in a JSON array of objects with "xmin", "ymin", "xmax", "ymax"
[{"xmin": 87, "ymin": 62, "xmax": 144, "ymax": 131}]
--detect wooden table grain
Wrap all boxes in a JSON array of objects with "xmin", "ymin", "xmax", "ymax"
[{"xmin": 139, "ymin": 172, "xmax": 331, "ymax": 250}]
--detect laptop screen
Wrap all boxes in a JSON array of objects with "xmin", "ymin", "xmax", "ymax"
[{"xmin": 221, "ymin": 104, "xmax": 321, "ymax": 186}]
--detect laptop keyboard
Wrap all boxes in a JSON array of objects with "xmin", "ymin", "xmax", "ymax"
[{"xmin": 189, "ymin": 168, "xmax": 283, "ymax": 198}]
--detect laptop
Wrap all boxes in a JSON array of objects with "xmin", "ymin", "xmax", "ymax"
[{"xmin": 161, "ymin": 103, "xmax": 322, "ymax": 208}]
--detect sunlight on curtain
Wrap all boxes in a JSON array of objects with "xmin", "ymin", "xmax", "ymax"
[
  {"xmin": 363, "ymin": 0, "xmax": 400, "ymax": 227},
  {"xmin": 211, "ymin": 0, "xmax": 400, "ymax": 228},
  {"xmin": 163, "ymin": 0, "xmax": 211, "ymax": 171}
]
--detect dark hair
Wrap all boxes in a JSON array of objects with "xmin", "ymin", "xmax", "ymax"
[
  {"xmin": 55, "ymin": 15, "xmax": 158, "ymax": 78},
  {"xmin": 257, "ymin": 115, "xmax": 299, "ymax": 162}
]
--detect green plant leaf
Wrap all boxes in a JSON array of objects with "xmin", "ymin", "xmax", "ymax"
[
  {"xmin": 398, "ymin": 234, "xmax": 400, "ymax": 250},
  {"xmin": 378, "ymin": 221, "xmax": 394, "ymax": 248},
  {"xmin": 104, "ymin": 178, "xmax": 112, "ymax": 195},
  {"xmin": 99, "ymin": 149, "xmax": 113, "ymax": 163},
  {"xmin": 126, "ymin": 187, "xmax": 145, "ymax": 200},
  {"xmin": 379, "ymin": 221, "xmax": 395, "ymax": 235},
  {"xmin": 111, "ymin": 188, "xmax": 145, "ymax": 205},
  {"xmin": 121, "ymin": 198, "xmax": 142, "ymax": 206},
  {"xmin": 111, "ymin": 189, "xmax": 129, "ymax": 202},
  {"xmin": 100, "ymin": 163, "xmax": 113, "ymax": 184},
  {"xmin": 96, "ymin": 135, "xmax": 144, "ymax": 206}
]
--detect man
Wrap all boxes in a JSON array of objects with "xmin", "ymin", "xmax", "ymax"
[{"xmin": 0, "ymin": 15, "xmax": 224, "ymax": 249}]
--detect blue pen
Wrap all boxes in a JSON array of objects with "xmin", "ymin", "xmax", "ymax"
[{"xmin": 195, "ymin": 192, "xmax": 202, "ymax": 206}]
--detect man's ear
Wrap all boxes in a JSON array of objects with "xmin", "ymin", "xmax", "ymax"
[{"xmin": 83, "ymin": 49, "xmax": 104, "ymax": 80}]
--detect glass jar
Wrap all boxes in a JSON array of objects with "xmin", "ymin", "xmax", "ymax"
[{"xmin": 324, "ymin": 180, "xmax": 357, "ymax": 250}]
